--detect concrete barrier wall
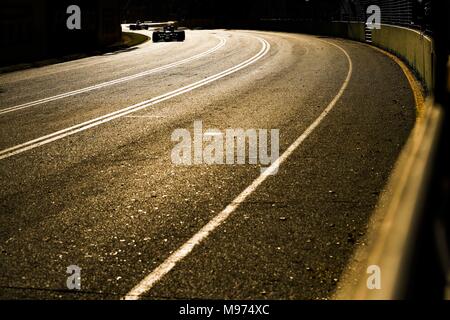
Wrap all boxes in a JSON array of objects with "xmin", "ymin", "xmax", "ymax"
[{"xmin": 372, "ymin": 24, "xmax": 434, "ymax": 93}]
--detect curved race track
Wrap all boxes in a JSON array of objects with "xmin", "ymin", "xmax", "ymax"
[{"xmin": 0, "ymin": 27, "xmax": 416, "ymax": 299}]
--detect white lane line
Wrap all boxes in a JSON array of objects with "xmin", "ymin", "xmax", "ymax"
[
  {"xmin": 0, "ymin": 37, "xmax": 270, "ymax": 161},
  {"xmin": 123, "ymin": 39, "xmax": 353, "ymax": 300},
  {"xmin": 0, "ymin": 36, "xmax": 227, "ymax": 116},
  {"xmin": 125, "ymin": 115, "xmax": 164, "ymax": 118}
]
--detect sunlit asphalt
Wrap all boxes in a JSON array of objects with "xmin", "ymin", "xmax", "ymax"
[{"xmin": 0, "ymin": 27, "xmax": 415, "ymax": 299}]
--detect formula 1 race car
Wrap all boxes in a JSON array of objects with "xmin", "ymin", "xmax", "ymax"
[
  {"xmin": 152, "ymin": 25, "xmax": 185, "ymax": 42},
  {"xmin": 129, "ymin": 21, "xmax": 150, "ymax": 30}
]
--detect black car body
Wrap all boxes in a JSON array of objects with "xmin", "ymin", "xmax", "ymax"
[
  {"xmin": 152, "ymin": 25, "xmax": 185, "ymax": 42},
  {"xmin": 129, "ymin": 21, "xmax": 150, "ymax": 30}
]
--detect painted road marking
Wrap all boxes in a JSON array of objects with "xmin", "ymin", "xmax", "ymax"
[
  {"xmin": 0, "ymin": 37, "xmax": 270, "ymax": 161},
  {"xmin": 123, "ymin": 38, "xmax": 353, "ymax": 300},
  {"xmin": 125, "ymin": 115, "xmax": 164, "ymax": 118},
  {"xmin": 0, "ymin": 37, "xmax": 227, "ymax": 116}
]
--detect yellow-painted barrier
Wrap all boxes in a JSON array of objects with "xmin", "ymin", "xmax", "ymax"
[{"xmin": 372, "ymin": 25, "xmax": 434, "ymax": 93}]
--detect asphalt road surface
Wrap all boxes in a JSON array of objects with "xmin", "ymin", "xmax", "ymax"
[{"xmin": 0, "ymin": 28, "xmax": 416, "ymax": 299}]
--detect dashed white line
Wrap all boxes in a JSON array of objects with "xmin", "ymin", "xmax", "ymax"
[
  {"xmin": 123, "ymin": 38, "xmax": 353, "ymax": 300},
  {"xmin": 0, "ymin": 36, "xmax": 270, "ymax": 161}
]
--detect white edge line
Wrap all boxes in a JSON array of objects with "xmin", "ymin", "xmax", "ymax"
[
  {"xmin": 123, "ymin": 38, "xmax": 353, "ymax": 300},
  {"xmin": 0, "ymin": 36, "xmax": 227, "ymax": 115},
  {"xmin": 0, "ymin": 37, "xmax": 270, "ymax": 160}
]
